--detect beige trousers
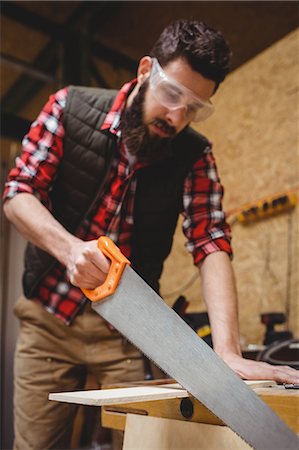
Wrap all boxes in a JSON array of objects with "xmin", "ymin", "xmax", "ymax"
[{"xmin": 13, "ymin": 296, "xmax": 144, "ymax": 450}]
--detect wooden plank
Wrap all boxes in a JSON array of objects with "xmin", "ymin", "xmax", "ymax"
[
  {"xmin": 49, "ymin": 385, "xmax": 188, "ymax": 407},
  {"xmin": 49, "ymin": 380, "xmax": 276, "ymax": 407},
  {"xmin": 49, "ymin": 380, "xmax": 273, "ymax": 406}
]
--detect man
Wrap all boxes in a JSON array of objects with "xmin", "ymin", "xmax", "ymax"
[{"xmin": 3, "ymin": 19, "xmax": 298, "ymax": 450}]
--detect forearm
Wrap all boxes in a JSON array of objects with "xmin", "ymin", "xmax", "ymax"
[
  {"xmin": 4, "ymin": 193, "xmax": 109, "ymax": 288},
  {"xmin": 199, "ymin": 251, "xmax": 241, "ymax": 357},
  {"xmin": 3, "ymin": 193, "xmax": 80, "ymax": 266},
  {"xmin": 199, "ymin": 252, "xmax": 299, "ymax": 383}
]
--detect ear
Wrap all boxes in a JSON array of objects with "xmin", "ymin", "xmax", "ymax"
[{"xmin": 137, "ymin": 56, "xmax": 152, "ymax": 83}]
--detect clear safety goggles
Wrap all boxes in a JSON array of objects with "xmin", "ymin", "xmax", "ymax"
[{"xmin": 149, "ymin": 58, "xmax": 214, "ymax": 122}]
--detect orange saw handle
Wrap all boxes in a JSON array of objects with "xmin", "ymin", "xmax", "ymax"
[{"xmin": 81, "ymin": 236, "xmax": 130, "ymax": 302}]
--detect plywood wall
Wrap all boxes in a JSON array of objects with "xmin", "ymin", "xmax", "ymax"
[{"xmin": 160, "ymin": 29, "xmax": 299, "ymax": 347}]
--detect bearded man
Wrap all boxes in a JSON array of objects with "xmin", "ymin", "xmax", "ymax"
[{"xmin": 3, "ymin": 19, "xmax": 298, "ymax": 450}]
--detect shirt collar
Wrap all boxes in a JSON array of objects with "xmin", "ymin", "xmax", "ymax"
[{"xmin": 101, "ymin": 79, "xmax": 137, "ymax": 137}]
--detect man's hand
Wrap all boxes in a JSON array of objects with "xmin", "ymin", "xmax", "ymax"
[
  {"xmin": 221, "ymin": 352, "xmax": 299, "ymax": 384},
  {"xmin": 66, "ymin": 239, "xmax": 110, "ymax": 289}
]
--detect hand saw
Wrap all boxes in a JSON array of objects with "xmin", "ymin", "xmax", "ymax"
[{"xmin": 82, "ymin": 237, "xmax": 298, "ymax": 450}]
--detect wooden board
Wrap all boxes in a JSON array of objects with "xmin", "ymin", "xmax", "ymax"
[
  {"xmin": 49, "ymin": 385, "xmax": 188, "ymax": 407},
  {"xmin": 49, "ymin": 380, "xmax": 276, "ymax": 407}
]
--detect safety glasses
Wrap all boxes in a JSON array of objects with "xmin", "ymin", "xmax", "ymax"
[{"xmin": 149, "ymin": 58, "xmax": 214, "ymax": 122}]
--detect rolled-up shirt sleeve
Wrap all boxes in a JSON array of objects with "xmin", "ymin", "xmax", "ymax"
[
  {"xmin": 3, "ymin": 87, "xmax": 67, "ymax": 208},
  {"xmin": 182, "ymin": 142, "xmax": 232, "ymax": 266}
]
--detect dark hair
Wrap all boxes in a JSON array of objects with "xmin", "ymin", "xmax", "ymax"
[{"xmin": 149, "ymin": 20, "xmax": 232, "ymax": 90}]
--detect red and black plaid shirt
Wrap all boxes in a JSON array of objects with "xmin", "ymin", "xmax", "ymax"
[{"xmin": 3, "ymin": 81, "xmax": 232, "ymax": 325}]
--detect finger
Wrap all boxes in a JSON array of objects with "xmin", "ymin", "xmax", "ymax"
[
  {"xmin": 82, "ymin": 264, "xmax": 107, "ymax": 286},
  {"xmin": 223, "ymin": 354, "xmax": 299, "ymax": 384},
  {"xmin": 245, "ymin": 361, "xmax": 299, "ymax": 384},
  {"xmin": 67, "ymin": 260, "xmax": 107, "ymax": 288},
  {"xmin": 81, "ymin": 258, "xmax": 108, "ymax": 281},
  {"xmin": 73, "ymin": 241, "xmax": 110, "ymax": 273},
  {"xmin": 72, "ymin": 250, "xmax": 107, "ymax": 277},
  {"xmin": 86, "ymin": 241, "xmax": 110, "ymax": 272},
  {"xmin": 69, "ymin": 270, "xmax": 106, "ymax": 289},
  {"xmin": 272, "ymin": 366, "xmax": 299, "ymax": 384}
]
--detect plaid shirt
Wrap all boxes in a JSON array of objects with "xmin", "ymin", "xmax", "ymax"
[{"xmin": 3, "ymin": 81, "xmax": 232, "ymax": 325}]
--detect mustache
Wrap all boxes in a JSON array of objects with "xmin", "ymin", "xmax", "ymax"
[{"xmin": 150, "ymin": 118, "xmax": 176, "ymax": 137}]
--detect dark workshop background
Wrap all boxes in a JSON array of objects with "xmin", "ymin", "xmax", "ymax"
[{"xmin": 1, "ymin": 2, "xmax": 298, "ymax": 449}]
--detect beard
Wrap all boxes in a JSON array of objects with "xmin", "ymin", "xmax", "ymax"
[{"xmin": 120, "ymin": 80, "xmax": 177, "ymax": 163}]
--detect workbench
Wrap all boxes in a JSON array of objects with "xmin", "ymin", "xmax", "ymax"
[{"xmin": 49, "ymin": 379, "xmax": 299, "ymax": 449}]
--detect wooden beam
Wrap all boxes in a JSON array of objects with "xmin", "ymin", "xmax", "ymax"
[
  {"xmin": 1, "ymin": 41, "xmax": 59, "ymax": 114},
  {"xmin": 1, "ymin": 2, "xmax": 136, "ymax": 113},
  {"xmin": 0, "ymin": 53, "xmax": 56, "ymax": 83},
  {"xmin": 1, "ymin": 1, "xmax": 64, "ymax": 39}
]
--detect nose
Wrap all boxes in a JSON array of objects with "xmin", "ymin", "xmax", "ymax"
[{"xmin": 165, "ymin": 106, "xmax": 187, "ymax": 126}]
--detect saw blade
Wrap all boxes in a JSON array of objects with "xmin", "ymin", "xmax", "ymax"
[{"xmin": 92, "ymin": 265, "xmax": 298, "ymax": 450}]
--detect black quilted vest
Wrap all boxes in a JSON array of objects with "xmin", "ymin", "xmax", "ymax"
[{"xmin": 23, "ymin": 86, "xmax": 209, "ymax": 297}]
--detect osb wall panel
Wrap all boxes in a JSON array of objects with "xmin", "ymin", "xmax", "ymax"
[{"xmin": 160, "ymin": 29, "xmax": 299, "ymax": 347}]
